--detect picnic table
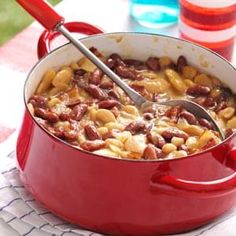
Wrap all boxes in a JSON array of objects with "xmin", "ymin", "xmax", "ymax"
[{"xmin": 0, "ymin": 0, "xmax": 235, "ymax": 235}]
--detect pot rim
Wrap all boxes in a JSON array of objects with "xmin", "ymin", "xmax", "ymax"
[{"xmin": 24, "ymin": 31, "xmax": 236, "ymax": 163}]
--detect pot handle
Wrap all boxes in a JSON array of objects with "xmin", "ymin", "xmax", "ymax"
[
  {"xmin": 37, "ymin": 21, "xmax": 104, "ymax": 59},
  {"xmin": 151, "ymin": 149, "xmax": 236, "ymax": 198}
]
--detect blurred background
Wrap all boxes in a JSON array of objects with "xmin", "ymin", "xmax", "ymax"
[{"xmin": 0, "ymin": 0, "xmax": 61, "ymax": 46}]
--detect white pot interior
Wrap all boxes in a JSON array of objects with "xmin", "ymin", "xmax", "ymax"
[{"xmin": 25, "ymin": 32, "xmax": 236, "ymax": 100}]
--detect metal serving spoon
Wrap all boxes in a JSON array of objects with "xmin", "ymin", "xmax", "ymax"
[{"xmin": 16, "ymin": 0, "xmax": 224, "ymax": 139}]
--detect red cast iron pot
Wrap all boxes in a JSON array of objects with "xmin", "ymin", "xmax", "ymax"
[{"xmin": 16, "ymin": 3, "xmax": 236, "ymax": 236}]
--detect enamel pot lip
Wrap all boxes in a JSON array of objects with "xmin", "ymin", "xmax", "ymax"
[{"xmin": 23, "ymin": 31, "xmax": 236, "ymax": 164}]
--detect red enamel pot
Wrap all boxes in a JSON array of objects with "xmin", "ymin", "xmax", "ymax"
[{"xmin": 16, "ymin": 1, "xmax": 236, "ymax": 235}]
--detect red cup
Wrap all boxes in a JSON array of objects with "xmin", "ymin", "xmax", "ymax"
[{"xmin": 179, "ymin": 0, "xmax": 236, "ymax": 61}]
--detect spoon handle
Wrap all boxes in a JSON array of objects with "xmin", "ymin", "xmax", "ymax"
[
  {"xmin": 16, "ymin": 0, "xmax": 64, "ymax": 30},
  {"xmin": 58, "ymin": 25, "xmax": 146, "ymax": 107}
]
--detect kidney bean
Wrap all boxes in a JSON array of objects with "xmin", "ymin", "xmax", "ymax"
[
  {"xmin": 107, "ymin": 53, "xmax": 126, "ymax": 67},
  {"xmin": 108, "ymin": 90, "xmax": 120, "ymax": 100},
  {"xmin": 81, "ymin": 140, "xmax": 106, "ymax": 151},
  {"xmin": 131, "ymin": 84, "xmax": 146, "ymax": 95},
  {"xmin": 116, "ymin": 65, "xmax": 143, "ymax": 80},
  {"xmin": 65, "ymin": 99, "xmax": 81, "ymax": 107},
  {"xmin": 35, "ymin": 108, "xmax": 59, "ymax": 123},
  {"xmin": 89, "ymin": 68, "xmax": 103, "ymax": 85},
  {"xmin": 84, "ymin": 124, "xmax": 101, "ymax": 140},
  {"xmin": 143, "ymin": 113, "xmax": 154, "ymax": 120},
  {"xmin": 176, "ymin": 55, "xmax": 187, "ymax": 72},
  {"xmin": 99, "ymin": 81, "xmax": 113, "ymax": 89},
  {"xmin": 59, "ymin": 113, "xmax": 71, "ymax": 121},
  {"xmin": 45, "ymin": 111, "xmax": 59, "ymax": 123},
  {"xmin": 29, "ymin": 95, "xmax": 47, "ymax": 108},
  {"xmin": 146, "ymin": 57, "xmax": 160, "ymax": 71},
  {"xmin": 109, "ymin": 53, "xmax": 122, "ymax": 61},
  {"xmin": 89, "ymin": 46, "xmax": 103, "ymax": 57},
  {"xmin": 98, "ymin": 100, "xmax": 120, "ymax": 109},
  {"xmin": 125, "ymin": 121, "xmax": 146, "ymax": 135},
  {"xmin": 124, "ymin": 59, "xmax": 144, "ymax": 67},
  {"xmin": 85, "ymin": 84, "xmax": 108, "ymax": 99},
  {"xmin": 116, "ymin": 65, "xmax": 134, "ymax": 78},
  {"xmin": 147, "ymin": 132, "xmax": 166, "ymax": 148},
  {"xmin": 143, "ymin": 144, "xmax": 162, "ymax": 160},
  {"xmin": 179, "ymin": 110, "xmax": 197, "ymax": 125},
  {"xmin": 198, "ymin": 118, "xmax": 213, "ymax": 130},
  {"xmin": 105, "ymin": 58, "xmax": 117, "ymax": 69},
  {"xmin": 187, "ymin": 85, "xmax": 210, "ymax": 96},
  {"xmin": 70, "ymin": 104, "xmax": 88, "ymax": 121},
  {"xmin": 162, "ymin": 128, "xmax": 189, "ymax": 141}
]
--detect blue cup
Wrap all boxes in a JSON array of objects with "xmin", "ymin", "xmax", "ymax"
[{"xmin": 130, "ymin": 0, "xmax": 179, "ymax": 28}]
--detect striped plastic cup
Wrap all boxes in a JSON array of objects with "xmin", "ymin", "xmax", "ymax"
[{"xmin": 179, "ymin": 0, "xmax": 236, "ymax": 61}]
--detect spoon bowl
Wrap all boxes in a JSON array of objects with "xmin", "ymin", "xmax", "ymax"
[{"xmin": 158, "ymin": 99, "xmax": 224, "ymax": 139}]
